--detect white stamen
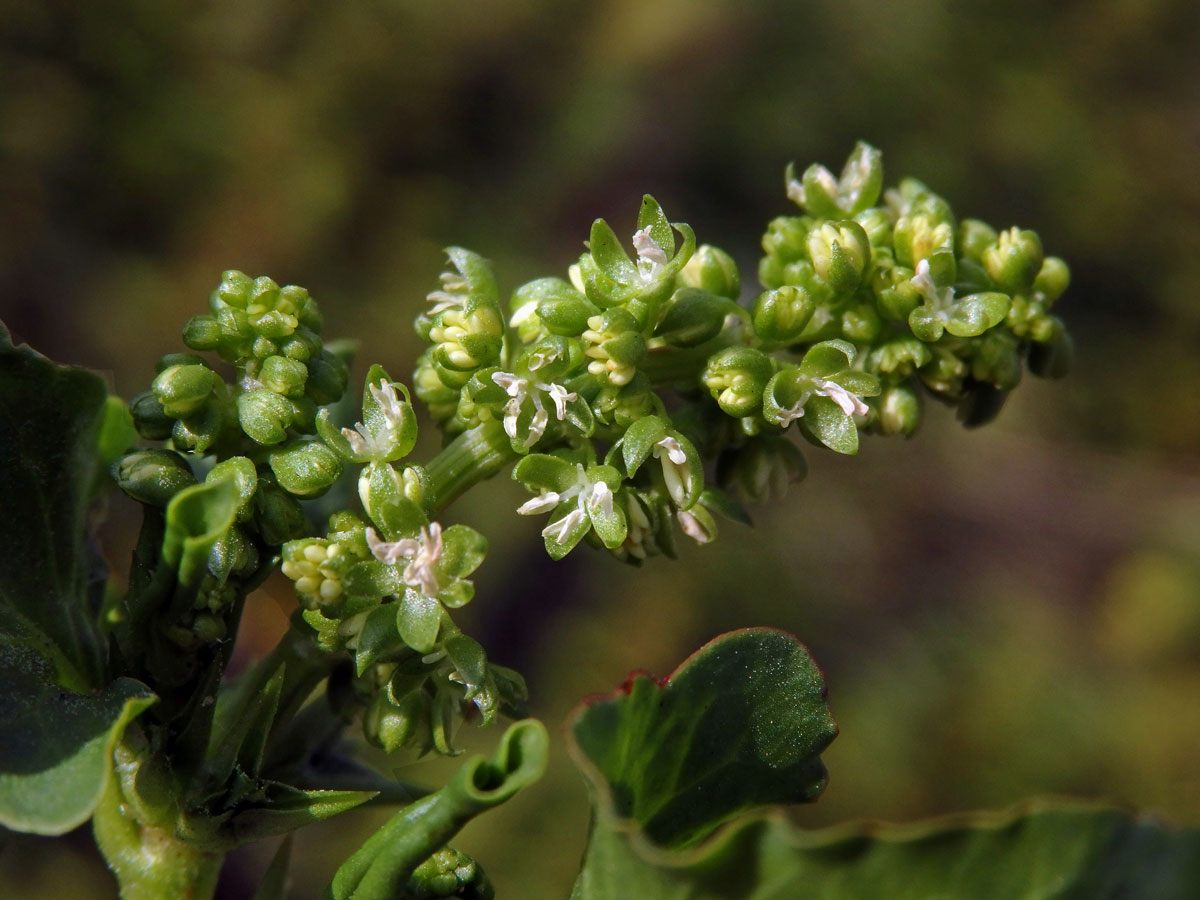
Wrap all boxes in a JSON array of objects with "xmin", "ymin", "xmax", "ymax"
[
  {"xmin": 426, "ymin": 271, "xmax": 468, "ymax": 316},
  {"xmin": 369, "ymin": 381, "xmax": 406, "ymax": 427},
  {"xmin": 632, "ymin": 227, "xmax": 669, "ymax": 282},
  {"xmin": 543, "ymin": 382, "xmax": 576, "ymax": 420},
  {"xmin": 677, "ymin": 509, "xmax": 713, "ymax": 544},
  {"xmin": 510, "ymin": 299, "xmax": 538, "ymax": 327},
  {"xmin": 588, "ymin": 480, "xmax": 615, "ymax": 518},
  {"xmin": 815, "ymin": 380, "xmax": 869, "ymax": 418},
  {"xmin": 366, "ymin": 523, "xmax": 444, "ymax": 597},
  {"xmin": 517, "ymin": 492, "xmax": 561, "ymax": 515},
  {"xmin": 653, "ymin": 436, "xmax": 691, "ymax": 506},
  {"xmin": 910, "ymin": 258, "xmax": 955, "ymax": 313},
  {"xmin": 542, "ymin": 508, "xmax": 586, "ymax": 544}
]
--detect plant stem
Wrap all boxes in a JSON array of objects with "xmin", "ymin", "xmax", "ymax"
[
  {"xmin": 422, "ymin": 418, "xmax": 516, "ymax": 514},
  {"xmin": 94, "ymin": 774, "xmax": 223, "ymax": 900}
]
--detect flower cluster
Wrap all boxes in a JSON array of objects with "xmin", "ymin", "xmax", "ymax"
[{"xmin": 407, "ymin": 146, "xmax": 1070, "ymax": 566}]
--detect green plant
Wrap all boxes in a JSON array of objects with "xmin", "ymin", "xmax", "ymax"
[{"xmin": 1, "ymin": 144, "xmax": 1193, "ymax": 898}]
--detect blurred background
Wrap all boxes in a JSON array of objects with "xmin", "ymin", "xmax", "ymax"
[{"xmin": 2, "ymin": 0, "xmax": 1199, "ymax": 896}]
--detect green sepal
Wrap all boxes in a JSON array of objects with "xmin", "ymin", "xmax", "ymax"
[
  {"xmin": 436, "ymin": 524, "xmax": 488, "ymax": 584},
  {"xmin": 944, "ymin": 291, "xmax": 1011, "ymax": 338},
  {"xmin": 444, "ymin": 246, "xmax": 500, "ymax": 312},
  {"xmin": 798, "ymin": 339, "xmax": 856, "ymax": 378},
  {"xmin": 0, "ymin": 645, "xmax": 155, "ymax": 835},
  {"xmin": 360, "ymin": 462, "xmax": 427, "ymax": 540},
  {"xmin": 800, "ymin": 395, "xmax": 860, "ymax": 455},
  {"xmin": 589, "ymin": 218, "xmax": 638, "ymax": 284},
  {"xmin": 512, "ymin": 452, "xmax": 579, "ymax": 493},
  {"xmin": 619, "ymin": 415, "xmax": 669, "ymax": 477},
  {"xmin": 398, "ymin": 589, "xmax": 443, "ymax": 654},
  {"xmin": 752, "ymin": 285, "xmax": 816, "ymax": 344},
  {"xmin": 355, "ymin": 603, "xmax": 406, "ymax": 675}
]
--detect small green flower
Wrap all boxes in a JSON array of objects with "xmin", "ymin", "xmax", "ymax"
[
  {"xmin": 762, "ymin": 340, "xmax": 879, "ymax": 454},
  {"xmin": 317, "ymin": 365, "xmax": 418, "ymax": 464},
  {"xmin": 786, "ymin": 141, "xmax": 883, "ymax": 218},
  {"xmin": 489, "ymin": 370, "xmax": 593, "ymax": 452},
  {"xmin": 907, "ymin": 256, "xmax": 1010, "ymax": 342},
  {"xmin": 513, "ymin": 455, "xmax": 626, "ymax": 559}
]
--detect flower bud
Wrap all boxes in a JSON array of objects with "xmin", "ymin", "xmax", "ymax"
[
  {"xmin": 840, "ymin": 303, "xmax": 882, "ymax": 343},
  {"xmin": 306, "ymin": 347, "xmax": 351, "ymax": 406},
  {"xmin": 654, "ymin": 288, "xmax": 728, "ymax": 348},
  {"xmin": 511, "ymin": 277, "xmax": 596, "ymax": 337},
  {"xmin": 702, "ymin": 347, "xmax": 773, "ymax": 417},
  {"xmin": 215, "ymin": 270, "xmax": 254, "ymax": 309},
  {"xmin": 761, "ymin": 216, "xmax": 813, "ymax": 263},
  {"xmin": 269, "ymin": 439, "xmax": 343, "ymax": 497},
  {"xmin": 171, "ymin": 402, "xmax": 226, "ymax": 454},
  {"xmin": 718, "ymin": 434, "xmax": 806, "ymax": 503},
  {"xmin": 854, "ymin": 207, "xmax": 893, "ymax": 248},
  {"xmin": 181, "ymin": 315, "xmax": 223, "ymax": 352},
  {"xmin": 806, "ymin": 221, "xmax": 870, "ymax": 296},
  {"xmin": 592, "ymin": 372, "xmax": 655, "ymax": 428},
  {"xmin": 679, "ymin": 244, "xmax": 740, "ymax": 299},
  {"xmin": 113, "ymin": 449, "xmax": 197, "ymax": 505},
  {"xmin": 238, "ymin": 387, "xmax": 295, "ymax": 445},
  {"xmin": 1027, "ymin": 315, "xmax": 1072, "ymax": 379},
  {"xmin": 130, "ymin": 390, "xmax": 175, "ymax": 440},
  {"xmin": 983, "ymin": 227, "xmax": 1043, "ymax": 294},
  {"xmin": 364, "ymin": 687, "xmax": 432, "ymax": 753},
  {"xmin": 876, "ymin": 382, "xmax": 922, "ymax": 437},
  {"xmin": 1033, "ymin": 256, "xmax": 1070, "ymax": 307},
  {"xmin": 252, "ymin": 472, "xmax": 308, "ymax": 545},
  {"xmin": 259, "ymin": 355, "xmax": 308, "ymax": 398},
  {"xmin": 958, "ymin": 219, "xmax": 998, "ymax": 262},
  {"xmin": 152, "ymin": 364, "xmax": 218, "ymax": 418},
  {"xmin": 752, "ymin": 286, "xmax": 815, "ymax": 344},
  {"xmin": 971, "ymin": 328, "xmax": 1023, "ymax": 390},
  {"xmin": 893, "ymin": 213, "xmax": 954, "ymax": 268}
]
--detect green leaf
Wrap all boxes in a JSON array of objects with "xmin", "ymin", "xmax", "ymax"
[
  {"xmin": 97, "ymin": 395, "xmax": 137, "ymax": 466},
  {"xmin": 0, "ymin": 644, "xmax": 154, "ymax": 835},
  {"xmin": 0, "ymin": 326, "xmax": 112, "ymax": 690},
  {"xmin": 570, "ymin": 801, "xmax": 1200, "ymax": 900},
  {"xmin": 224, "ymin": 780, "xmax": 376, "ymax": 844},
  {"xmin": 567, "ymin": 628, "xmax": 836, "ymax": 851}
]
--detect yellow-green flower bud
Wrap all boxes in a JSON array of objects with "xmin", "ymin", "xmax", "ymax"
[
  {"xmin": 1033, "ymin": 256, "xmax": 1070, "ymax": 307},
  {"xmin": 876, "ymin": 382, "xmax": 922, "ymax": 437},
  {"xmin": 364, "ymin": 688, "xmax": 431, "ymax": 754},
  {"xmin": 752, "ymin": 286, "xmax": 816, "ymax": 344},
  {"xmin": 252, "ymin": 472, "xmax": 308, "ymax": 545},
  {"xmin": 281, "ymin": 539, "xmax": 346, "ymax": 609},
  {"xmin": 806, "ymin": 221, "xmax": 870, "ymax": 296},
  {"xmin": 269, "ymin": 439, "xmax": 343, "ymax": 497},
  {"xmin": 679, "ymin": 244, "xmax": 740, "ymax": 299},
  {"xmin": 259, "ymin": 355, "xmax": 308, "ymax": 398},
  {"xmin": 113, "ymin": 448, "xmax": 197, "ymax": 506},
  {"xmin": 654, "ymin": 288, "xmax": 728, "ymax": 348},
  {"xmin": 958, "ymin": 219, "xmax": 998, "ymax": 262},
  {"xmin": 152, "ymin": 364, "xmax": 218, "ymax": 418},
  {"xmin": 237, "ymin": 387, "xmax": 294, "ymax": 445},
  {"xmin": 171, "ymin": 402, "xmax": 226, "ymax": 454},
  {"xmin": 983, "ymin": 227, "xmax": 1043, "ymax": 294},
  {"xmin": 306, "ymin": 348, "xmax": 350, "ymax": 406},
  {"xmin": 702, "ymin": 347, "xmax": 773, "ymax": 417},
  {"xmin": 893, "ymin": 214, "xmax": 954, "ymax": 268}
]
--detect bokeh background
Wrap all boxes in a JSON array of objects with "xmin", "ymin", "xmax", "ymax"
[{"xmin": 3, "ymin": 0, "xmax": 1200, "ymax": 896}]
